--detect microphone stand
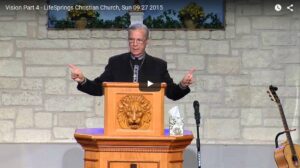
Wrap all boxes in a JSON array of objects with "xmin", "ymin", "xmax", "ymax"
[
  {"xmin": 196, "ymin": 117, "xmax": 201, "ymax": 168},
  {"xmin": 193, "ymin": 101, "xmax": 201, "ymax": 168}
]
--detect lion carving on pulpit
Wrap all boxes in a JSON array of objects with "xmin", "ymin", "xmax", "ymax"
[{"xmin": 117, "ymin": 95, "xmax": 151, "ymax": 129}]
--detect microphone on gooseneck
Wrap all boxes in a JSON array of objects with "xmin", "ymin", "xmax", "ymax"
[{"xmin": 193, "ymin": 100, "xmax": 201, "ymax": 168}]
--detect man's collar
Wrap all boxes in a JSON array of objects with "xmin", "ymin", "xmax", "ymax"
[{"xmin": 131, "ymin": 54, "xmax": 145, "ymax": 60}]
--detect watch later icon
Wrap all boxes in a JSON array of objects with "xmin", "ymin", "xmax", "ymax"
[{"xmin": 274, "ymin": 4, "xmax": 282, "ymax": 12}]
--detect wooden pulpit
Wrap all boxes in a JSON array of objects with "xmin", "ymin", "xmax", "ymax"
[
  {"xmin": 103, "ymin": 82, "xmax": 165, "ymax": 137},
  {"xmin": 75, "ymin": 82, "xmax": 193, "ymax": 168}
]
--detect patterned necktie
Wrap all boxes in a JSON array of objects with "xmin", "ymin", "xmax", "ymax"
[
  {"xmin": 133, "ymin": 64, "xmax": 139, "ymax": 82},
  {"xmin": 133, "ymin": 58, "xmax": 139, "ymax": 82}
]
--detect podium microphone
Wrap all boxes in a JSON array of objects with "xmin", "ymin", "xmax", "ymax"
[{"xmin": 193, "ymin": 100, "xmax": 201, "ymax": 168}]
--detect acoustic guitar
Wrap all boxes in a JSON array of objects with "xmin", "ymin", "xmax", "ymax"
[{"xmin": 267, "ymin": 85, "xmax": 300, "ymax": 168}]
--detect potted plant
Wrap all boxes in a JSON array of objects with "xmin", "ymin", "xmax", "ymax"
[
  {"xmin": 68, "ymin": 3, "xmax": 99, "ymax": 29},
  {"xmin": 178, "ymin": 2, "xmax": 204, "ymax": 29}
]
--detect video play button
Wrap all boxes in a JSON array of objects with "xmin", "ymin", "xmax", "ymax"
[
  {"xmin": 139, "ymin": 80, "xmax": 161, "ymax": 92},
  {"xmin": 147, "ymin": 81, "xmax": 153, "ymax": 87}
]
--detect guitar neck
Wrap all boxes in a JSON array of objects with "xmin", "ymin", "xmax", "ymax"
[{"xmin": 277, "ymin": 103, "xmax": 297, "ymax": 157}]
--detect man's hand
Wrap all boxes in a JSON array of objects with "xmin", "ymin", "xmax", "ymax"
[
  {"xmin": 68, "ymin": 64, "xmax": 85, "ymax": 83},
  {"xmin": 180, "ymin": 68, "xmax": 196, "ymax": 88}
]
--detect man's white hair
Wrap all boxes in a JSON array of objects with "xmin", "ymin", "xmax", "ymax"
[{"xmin": 128, "ymin": 23, "xmax": 149, "ymax": 39}]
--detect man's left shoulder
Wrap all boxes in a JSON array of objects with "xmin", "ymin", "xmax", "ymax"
[{"xmin": 146, "ymin": 54, "xmax": 166, "ymax": 65}]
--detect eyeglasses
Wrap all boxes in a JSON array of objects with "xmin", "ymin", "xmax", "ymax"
[{"xmin": 128, "ymin": 38, "xmax": 145, "ymax": 45}]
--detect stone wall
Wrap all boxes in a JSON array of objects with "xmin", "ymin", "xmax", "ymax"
[{"xmin": 0, "ymin": 0, "xmax": 299, "ymax": 143}]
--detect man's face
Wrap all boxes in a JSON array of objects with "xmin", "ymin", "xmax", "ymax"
[{"xmin": 128, "ymin": 29, "xmax": 148, "ymax": 57}]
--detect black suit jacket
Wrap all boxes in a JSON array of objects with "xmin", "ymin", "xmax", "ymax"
[{"xmin": 77, "ymin": 52, "xmax": 190, "ymax": 100}]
